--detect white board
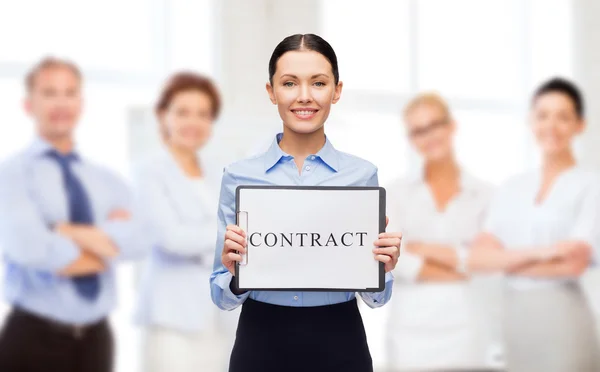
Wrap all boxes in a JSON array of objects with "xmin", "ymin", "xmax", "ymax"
[{"xmin": 234, "ymin": 186, "xmax": 386, "ymax": 291}]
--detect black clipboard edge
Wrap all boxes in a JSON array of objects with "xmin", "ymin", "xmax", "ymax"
[{"xmin": 233, "ymin": 185, "xmax": 386, "ymax": 293}]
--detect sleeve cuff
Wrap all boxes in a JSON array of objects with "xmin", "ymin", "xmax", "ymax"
[
  {"xmin": 99, "ymin": 220, "xmax": 128, "ymax": 244},
  {"xmin": 385, "ymin": 271, "xmax": 394, "ymax": 283},
  {"xmin": 569, "ymin": 229, "xmax": 595, "ymax": 246},
  {"xmin": 49, "ymin": 235, "xmax": 81, "ymax": 272},
  {"xmin": 214, "ymin": 271, "xmax": 250, "ymax": 306},
  {"xmin": 99, "ymin": 220, "xmax": 150, "ymax": 261},
  {"xmin": 393, "ymin": 250, "xmax": 425, "ymax": 282},
  {"xmin": 360, "ymin": 271, "xmax": 394, "ymax": 308}
]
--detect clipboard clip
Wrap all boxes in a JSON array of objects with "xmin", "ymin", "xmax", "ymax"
[{"xmin": 236, "ymin": 211, "xmax": 248, "ymax": 266}]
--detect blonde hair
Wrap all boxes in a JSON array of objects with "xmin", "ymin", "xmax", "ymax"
[
  {"xmin": 403, "ymin": 92, "xmax": 452, "ymax": 120},
  {"xmin": 25, "ymin": 56, "xmax": 82, "ymax": 92}
]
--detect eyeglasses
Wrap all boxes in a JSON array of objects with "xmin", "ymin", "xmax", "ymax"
[{"xmin": 407, "ymin": 118, "xmax": 450, "ymax": 139}]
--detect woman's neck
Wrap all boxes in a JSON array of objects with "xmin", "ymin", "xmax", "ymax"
[
  {"xmin": 424, "ymin": 155, "xmax": 460, "ymax": 184},
  {"xmin": 423, "ymin": 155, "xmax": 460, "ymax": 212},
  {"xmin": 542, "ymin": 149, "xmax": 576, "ymax": 177},
  {"xmin": 278, "ymin": 126, "xmax": 326, "ymax": 162},
  {"xmin": 168, "ymin": 143, "xmax": 202, "ymax": 178}
]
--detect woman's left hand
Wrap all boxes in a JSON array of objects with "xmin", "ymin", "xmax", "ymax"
[{"xmin": 373, "ymin": 216, "xmax": 401, "ymax": 272}]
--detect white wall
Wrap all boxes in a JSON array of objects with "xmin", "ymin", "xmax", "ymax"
[
  {"xmin": 573, "ymin": 0, "xmax": 600, "ymax": 170},
  {"xmin": 572, "ymin": 0, "xmax": 600, "ymax": 327}
]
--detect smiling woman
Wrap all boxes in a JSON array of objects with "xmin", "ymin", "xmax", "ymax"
[
  {"xmin": 132, "ymin": 72, "xmax": 229, "ymax": 372},
  {"xmin": 470, "ymin": 77, "xmax": 600, "ymax": 372},
  {"xmin": 265, "ymin": 34, "xmax": 342, "ymax": 156},
  {"xmin": 209, "ymin": 34, "xmax": 403, "ymax": 372}
]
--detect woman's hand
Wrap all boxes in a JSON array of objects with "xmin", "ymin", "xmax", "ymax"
[
  {"xmin": 373, "ymin": 217, "xmax": 401, "ymax": 272},
  {"xmin": 222, "ymin": 225, "xmax": 246, "ymax": 275},
  {"xmin": 554, "ymin": 241, "xmax": 591, "ymax": 260},
  {"xmin": 404, "ymin": 242, "xmax": 425, "ymax": 255}
]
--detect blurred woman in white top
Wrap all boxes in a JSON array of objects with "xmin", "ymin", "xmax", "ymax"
[
  {"xmin": 134, "ymin": 72, "xmax": 233, "ymax": 372},
  {"xmin": 386, "ymin": 93, "xmax": 499, "ymax": 371},
  {"xmin": 470, "ymin": 78, "xmax": 600, "ymax": 371}
]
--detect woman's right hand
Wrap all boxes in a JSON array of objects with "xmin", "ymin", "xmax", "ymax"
[{"xmin": 222, "ymin": 225, "xmax": 246, "ymax": 275}]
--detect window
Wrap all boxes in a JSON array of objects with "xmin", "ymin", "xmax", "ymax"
[
  {"xmin": 0, "ymin": 0, "xmax": 157, "ymax": 74},
  {"xmin": 327, "ymin": 111, "xmax": 409, "ymax": 186},
  {"xmin": 417, "ymin": 0, "xmax": 526, "ymax": 101},
  {"xmin": 321, "ymin": 0, "xmax": 411, "ymax": 94},
  {"xmin": 529, "ymin": 0, "xmax": 574, "ymax": 86},
  {"xmin": 453, "ymin": 109, "xmax": 532, "ymax": 184},
  {"xmin": 167, "ymin": 0, "xmax": 215, "ymax": 74},
  {"xmin": 0, "ymin": 79, "xmax": 34, "ymax": 159}
]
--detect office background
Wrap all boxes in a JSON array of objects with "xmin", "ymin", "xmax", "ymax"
[{"xmin": 0, "ymin": 0, "xmax": 599, "ymax": 370}]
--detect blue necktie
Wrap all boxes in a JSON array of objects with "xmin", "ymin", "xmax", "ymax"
[{"xmin": 47, "ymin": 150, "xmax": 100, "ymax": 301}]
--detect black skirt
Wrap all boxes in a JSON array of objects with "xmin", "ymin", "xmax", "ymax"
[{"xmin": 229, "ymin": 298, "xmax": 373, "ymax": 372}]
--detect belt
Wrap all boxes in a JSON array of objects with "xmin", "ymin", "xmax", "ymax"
[{"xmin": 12, "ymin": 307, "xmax": 107, "ymax": 340}]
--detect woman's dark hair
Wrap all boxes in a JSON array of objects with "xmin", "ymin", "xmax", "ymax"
[
  {"xmin": 268, "ymin": 34, "xmax": 339, "ymax": 85},
  {"xmin": 532, "ymin": 77, "xmax": 584, "ymax": 119}
]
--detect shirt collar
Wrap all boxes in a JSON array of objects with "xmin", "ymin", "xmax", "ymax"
[
  {"xmin": 263, "ymin": 133, "xmax": 339, "ymax": 172},
  {"xmin": 159, "ymin": 142, "xmax": 210, "ymax": 179},
  {"xmin": 25, "ymin": 136, "xmax": 81, "ymax": 161}
]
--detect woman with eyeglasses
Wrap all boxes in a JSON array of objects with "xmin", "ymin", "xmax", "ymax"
[{"xmin": 385, "ymin": 93, "xmax": 500, "ymax": 371}]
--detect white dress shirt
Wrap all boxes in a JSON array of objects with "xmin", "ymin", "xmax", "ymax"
[
  {"xmin": 386, "ymin": 169, "xmax": 498, "ymax": 370},
  {"xmin": 0, "ymin": 137, "xmax": 151, "ymax": 325},
  {"xmin": 483, "ymin": 166, "xmax": 600, "ymax": 290}
]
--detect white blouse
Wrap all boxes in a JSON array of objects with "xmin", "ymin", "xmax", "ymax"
[
  {"xmin": 189, "ymin": 177, "xmax": 218, "ymax": 239},
  {"xmin": 386, "ymin": 170, "xmax": 497, "ymax": 369},
  {"xmin": 484, "ymin": 166, "xmax": 600, "ymax": 290},
  {"xmin": 134, "ymin": 150, "xmax": 223, "ymax": 332},
  {"xmin": 388, "ymin": 171, "xmax": 492, "ymax": 283}
]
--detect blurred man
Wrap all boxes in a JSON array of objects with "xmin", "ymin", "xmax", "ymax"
[{"xmin": 0, "ymin": 57, "xmax": 151, "ymax": 372}]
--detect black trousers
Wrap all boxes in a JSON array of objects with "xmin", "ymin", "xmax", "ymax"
[
  {"xmin": 0, "ymin": 308, "xmax": 113, "ymax": 372},
  {"xmin": 229, "ymin": 298, "xmax": 373, "ymax": 372}
]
